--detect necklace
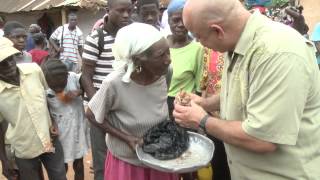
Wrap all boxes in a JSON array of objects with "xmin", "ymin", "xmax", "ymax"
[{"xmin": 70, "ymin": 30, "xmax": 77, "ymax": 46}]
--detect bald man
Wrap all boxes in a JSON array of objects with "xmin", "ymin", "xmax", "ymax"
[{"xmin": 174, "ymin": 0, "xmax": 320, "ymax": 179}]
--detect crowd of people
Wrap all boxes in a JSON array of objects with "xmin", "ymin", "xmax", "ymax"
[{"xmin": 0, "ymin": 0, "xmax": 320, "ymax": 180}]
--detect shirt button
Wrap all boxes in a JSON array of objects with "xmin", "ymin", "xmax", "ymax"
[{"xmin": 229, "ymin": 160, "xmax": 232, "ymax": 164}]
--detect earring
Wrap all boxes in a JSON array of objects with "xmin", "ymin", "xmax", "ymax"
[{"xmin": 135, "ymin": 65, "xmax": 142, "ymax": 73}]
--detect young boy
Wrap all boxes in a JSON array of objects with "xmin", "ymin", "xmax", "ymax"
[
  {"xmin": 0, "ymin": 37, "xmax": 66, "ymax": 180},
  {"xmin": 3, "ymin": 21, "xmax": 32, "ymax": 63}
]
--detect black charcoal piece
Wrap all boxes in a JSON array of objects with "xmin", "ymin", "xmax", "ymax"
[{"xmin": 142, "ymin": 121, "xmax": 189, "ymax": 160}]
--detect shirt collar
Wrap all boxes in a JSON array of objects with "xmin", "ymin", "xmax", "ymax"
[
  {"xmin": 64, "ymin": 24, "xmax": 80, "ymax": 33},
  {"xmin": 0, "ymin": 64, "xmax": 34, "ymax": 92},
  {"xmin": 233, "ymin": 12, "xmax": 266, "ymax": 56}
]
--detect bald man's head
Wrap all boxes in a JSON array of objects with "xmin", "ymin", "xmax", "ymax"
[
  {"xmin": 183, "ymin": 0, "xmax": 250, "ymax": 52},
  {"xmin": 183, "ymin": 0, "xmax": 237, "ymax": 28}
]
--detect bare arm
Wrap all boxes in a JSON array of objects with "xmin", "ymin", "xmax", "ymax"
[
  {"xmin": 78, "ymin": 46, "xmax": 83, "ymax": 57},
  {"xmin": 285, "ymin": 8, "xmax": 301, "ymax": 19},
  {"xmin": 49, "ymin": 38, "xmax": 61, "ymax": 52},
  {"xmin": 46, "ymin": 102, "xmax": 59, "ymax": 136},
  {"xmin": 205, "ymin": 117, "xmax": 276, "ymax": 153},
  {"xmin": 191, "ymin": 93, "xmax": 220, "ymax": 112},
  {"xmin": 174, "ymin": 102, "xmax": 276, "ymax": 153},
  {"xmin": 81, "ymin": 59, "xmax": 97, "ymax": 100},
  {"xmin": 200, "ymin": 94, "xmax": 220, "ymax": 112},
  {"xmin": 86, "ymin": 109, "xmax": 141, "ymax": 149},
  {"xmin": 0, "ymin": 123, "xmax": 7, "ymax": 162}
]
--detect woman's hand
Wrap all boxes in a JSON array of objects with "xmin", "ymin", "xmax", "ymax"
[
  {"xmin": 126, "ymin": 136, "xmax": 143, "ymax": 151},
  {"xmin": 174, "ymin": 92, "xmax": 204, "ymax": 106},
  {"xmin": 189, "ymin": 93, "xmax": 205, "ymax": 106}
]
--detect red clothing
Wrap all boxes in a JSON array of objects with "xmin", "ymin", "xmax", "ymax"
[
  {"xmin": 105, "ymin": 152, "xmax": 179, "ymax": 180},
  {"xmin": 28, "ymin": 49, "xmax": 49, "ymax": 65}
]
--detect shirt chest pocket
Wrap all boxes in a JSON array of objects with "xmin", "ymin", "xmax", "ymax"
[
  {"xmin": 227, "ymin": 68, "xmax": 250, "ymax": 120},
  {"xmin": 238, "ymin": 70, "xmax": 250, "ymax": 119}
]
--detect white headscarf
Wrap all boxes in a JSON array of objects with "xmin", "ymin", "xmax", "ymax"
[{"xmin": 112, "ymin": 23, "xmax": 164, "ymax": 83}]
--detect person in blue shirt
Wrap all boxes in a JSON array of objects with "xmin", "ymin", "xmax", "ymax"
[
  {"xmin": 311, "ymin": 23, "xmax": 320, "ymax": 69},
  {"xmin": 26, "ymin": 24, "xmax": 41, "ymax": 51}
]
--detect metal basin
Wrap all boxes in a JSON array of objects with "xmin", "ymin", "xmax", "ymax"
[{"xmin": 136, "ymin": 131, "xmax": 215, "ymax": 173}]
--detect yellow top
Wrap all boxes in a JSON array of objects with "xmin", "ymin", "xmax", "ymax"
[
  {"xmin": 220, "ymin": 12, "xmax": 320, "ymax": 179},
  {"xmin": 0, "ymin": 63, "xmax": 53, "ymax": 159}
]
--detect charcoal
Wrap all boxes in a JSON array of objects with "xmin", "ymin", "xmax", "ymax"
[{"xmin": 142, "ymin": 121, "xmax": 189, "ymax": 160}]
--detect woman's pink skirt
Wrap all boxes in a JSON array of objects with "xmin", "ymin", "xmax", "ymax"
[{"xmin": 104, "ymin": 152, "xmax": 179, "ymax": 180}]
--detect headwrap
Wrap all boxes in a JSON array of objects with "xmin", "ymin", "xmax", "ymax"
[
  {"xmin": 311, "ymin": 23, "xmax": 320, "ymax": 42},
  {"xmin": 112, "ymin": 22, "xmax": 164, "ymax": 83},
  {"xmin": 167, "ymin": 0, "xmax": 186, "ymax": 15}
]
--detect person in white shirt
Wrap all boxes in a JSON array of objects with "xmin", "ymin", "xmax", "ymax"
[{"xmin": 50, "ymin": 12, "xmax": 84, "ymax": 72}]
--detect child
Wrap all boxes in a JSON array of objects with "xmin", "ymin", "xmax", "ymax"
[
  {"xmin": 29, "ymin": 33, "xmax": 49, "ymax": 65},
  {"xmin": 41, "ymin": 59, "xmax": 90, "ymax": 180},
  {"xmin": 3, "ymin": 21, "xmax": 32, "ymax": 63}
]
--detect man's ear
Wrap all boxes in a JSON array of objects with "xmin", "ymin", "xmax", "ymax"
[{"xmin": 209, "ymin": 24, "xmax": 225, "ymax": 40}]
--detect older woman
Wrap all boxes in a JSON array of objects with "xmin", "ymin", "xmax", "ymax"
[
  {"xmin": 166, "ymin": 0, "xmax": 204, "ymax": 120},
  {"xmin": 86, "ymin": 23, "xmax": 178, "ymax": 180}
]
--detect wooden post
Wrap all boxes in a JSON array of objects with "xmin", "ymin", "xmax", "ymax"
[{"xmin": 61, "ymin": 8, "xmax": 67, "ymax": 25}]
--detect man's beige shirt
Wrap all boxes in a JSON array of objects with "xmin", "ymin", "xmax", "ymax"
[
  {"xmin": 220, "ymin": 12, "xmax": 320, "ymax": 179},
  {"xmin": 0, "ymin": 63, "xmax": 53, "ymax": 159}
]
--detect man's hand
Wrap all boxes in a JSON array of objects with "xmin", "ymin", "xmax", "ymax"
[{"xmin": 174, "ymin": 101, "xmax": 207, "ymax": 130}]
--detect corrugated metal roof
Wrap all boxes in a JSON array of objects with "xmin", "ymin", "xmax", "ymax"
[{"xmin": 0, "ymin": 0, "xmax": 106, "ymax": 13}]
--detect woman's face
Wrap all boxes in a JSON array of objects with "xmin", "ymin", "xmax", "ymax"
[
  {"xmin": 140, "ymin": 38, "xmax": 171, "ymax": 76},
  {"xmin": 168, "ymin": 11, "xmax": 188, "ymax": 38}
]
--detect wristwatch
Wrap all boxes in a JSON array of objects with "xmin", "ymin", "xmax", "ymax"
[{"xmin": 198, "ymin": 114, "xmax": 210, "ymax": 134}]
